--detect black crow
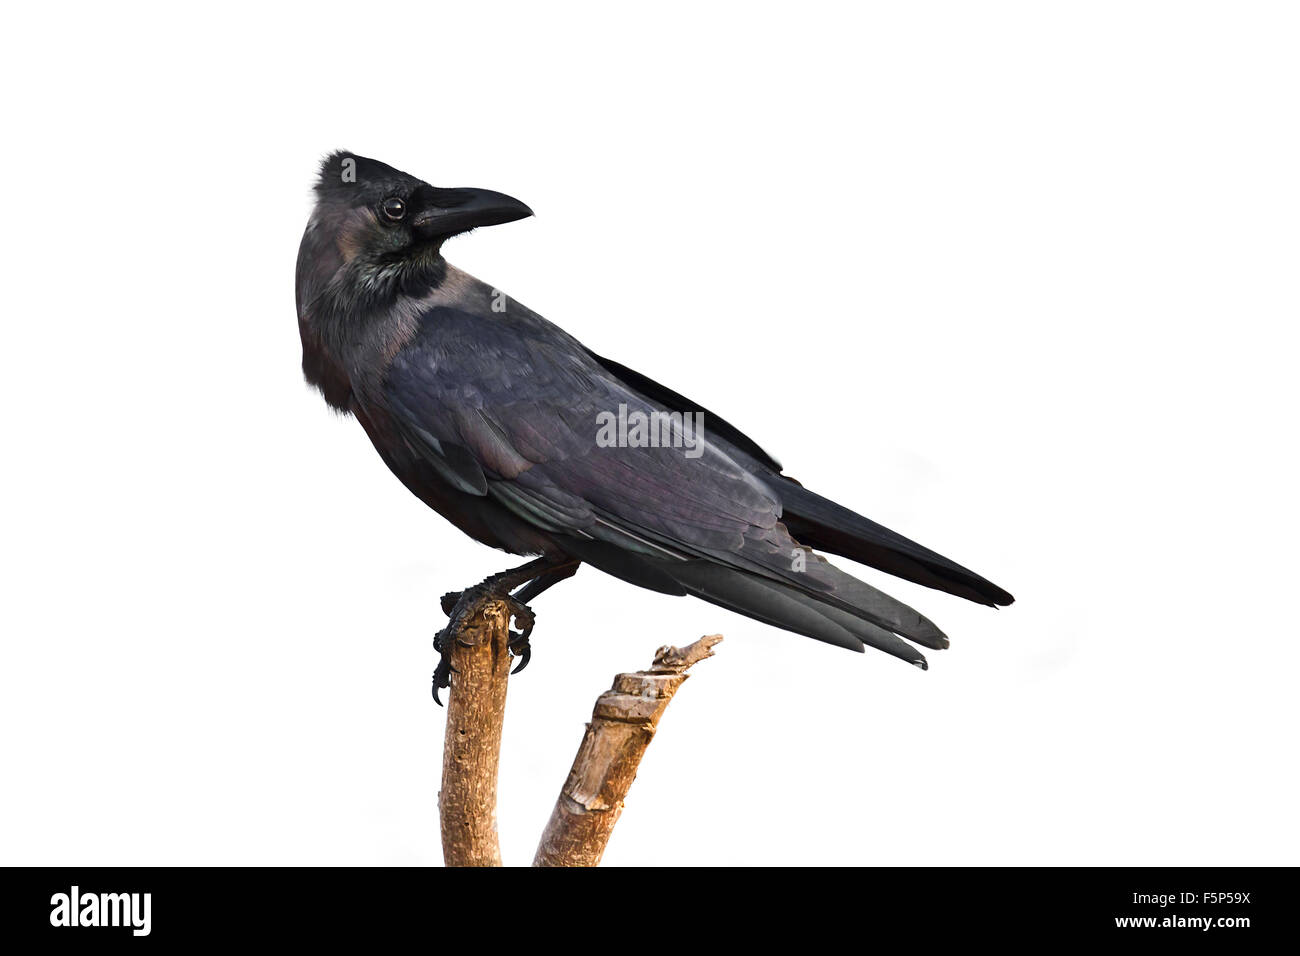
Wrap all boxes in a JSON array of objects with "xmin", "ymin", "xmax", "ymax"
[{"xmin": 296, "ymin": 152, "xmax": 1012, "ymax": 685}]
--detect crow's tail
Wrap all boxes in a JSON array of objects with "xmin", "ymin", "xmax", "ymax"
[
  {"xmin": 664, "ymin": 559, "xmax": 940, "ymax": 669},
  {"xmin": 776, "ymin": 478, "xmax": 1015, "ymax": 607}
]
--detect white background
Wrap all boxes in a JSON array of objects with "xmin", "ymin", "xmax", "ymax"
[{"xmin": 2, "ymin": 2, "xmax": 1297, "ymax": 866}]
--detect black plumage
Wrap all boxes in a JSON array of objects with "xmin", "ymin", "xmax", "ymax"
[{"xmin": 296, "ymin": 152, "xmax": 1012, "ymax": 670}]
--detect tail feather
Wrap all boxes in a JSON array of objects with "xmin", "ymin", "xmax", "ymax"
[
  {"xmin": 808, "ymin": 596, "xmax": 932, "ymax": 668},
  {"xmin": 665, "ymin": 561, "xmax": 930, "ymax": 668},
  {"xmin": 807, "ymin": 556, "xmax": 950, "ymax": 651},
  {"xmin": 777, "ymin": 478, "xmax": 1015, "ymax": 607}
]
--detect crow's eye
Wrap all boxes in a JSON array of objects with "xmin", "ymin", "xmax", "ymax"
[{"xmin": 380, "ymin": 197, "xmax": 406, "ymax": 222}]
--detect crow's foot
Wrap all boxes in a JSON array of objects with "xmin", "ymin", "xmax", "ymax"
[{"xmin": 432, "ymin": 558, "xmax": 562, "ymax": 705}]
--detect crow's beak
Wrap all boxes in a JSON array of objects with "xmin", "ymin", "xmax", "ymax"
[{"xmin": 411, "ymin": 187, "xmax": 533, "ymax": 237}]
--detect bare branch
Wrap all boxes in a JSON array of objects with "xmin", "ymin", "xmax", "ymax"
[
  {"xmin": 532, "ymin": 635, "xmax": 723, "ymax": 867},
  {"xmin": 437, "ymin": 597, "xmax": 513, "ymax": 867}
]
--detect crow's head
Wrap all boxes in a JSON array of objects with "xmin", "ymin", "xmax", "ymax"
[
  {"xmin": 296, "ymin": 153, "xmax": 533, "ymax": 406},
  {"xmin": 309, "ymin": 151, "xmax": 532, "ymax": 264}
]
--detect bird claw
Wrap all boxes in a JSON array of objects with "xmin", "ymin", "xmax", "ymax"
[
  {"xmin": 432, "ymin": 626, "xmax": 459, "ymax": 706},
  {"xmin": 432, "ymin": 578, "xmax": 541, "ymax": 702},
  {"xmin": 504, "ymin": 596, "xmax": 535, "ymax": 674},
  {"xmin": 509, "ymin": 633, "xmax": 532, "ymax": 674}
]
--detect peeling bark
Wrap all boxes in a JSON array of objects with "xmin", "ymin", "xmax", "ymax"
[{"xmin": 532, "ymin": 635, "xmax": 723, "ymax": 867}]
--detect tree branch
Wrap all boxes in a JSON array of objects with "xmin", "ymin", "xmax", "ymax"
[
  {"xmin": 532, "ymin": 634, "xmax": 723, "ymax": 867},
  {"xmin": 437, "ymin": 596, "xmax": 513, "ymax": 867}
]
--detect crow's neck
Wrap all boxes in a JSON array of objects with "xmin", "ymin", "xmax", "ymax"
[{"xmin": 301, "ymin": 249, "xmax": 449, "ymax": 411}]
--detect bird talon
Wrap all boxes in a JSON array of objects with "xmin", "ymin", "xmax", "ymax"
[
  {"xmin": 509, "ymin": 637, "xmax": 532, "ymax": 674},
  {"xmin": 432, "ymin": 655, "xmax": 453, "ymax": 706}
]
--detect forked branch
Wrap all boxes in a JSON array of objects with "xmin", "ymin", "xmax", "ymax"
[{"xmin": 434, "ymin": 585, "xmax": 721, "ymax": 868}]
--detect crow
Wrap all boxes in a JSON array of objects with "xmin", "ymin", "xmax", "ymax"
[{"xmin": 296, "ymin": 152, "xmax": 1012, "ymax": 690}]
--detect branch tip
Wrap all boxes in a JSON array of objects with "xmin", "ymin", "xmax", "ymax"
[{"xmin": 652, "ymin": 634, "xmax": 724, "ymax": 672}]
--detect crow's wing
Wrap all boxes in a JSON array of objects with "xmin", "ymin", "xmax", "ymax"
[
  {"xmin": 380, "ymin": 306, "xmax": 946, "ymax": 665},
  {"xmin": 582, "ymin": 349, "xmax": 784, "ymax": 473},
  {"xmin": 584, "ymin": 349, "xmax": 1014, "ymax": 606}
]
